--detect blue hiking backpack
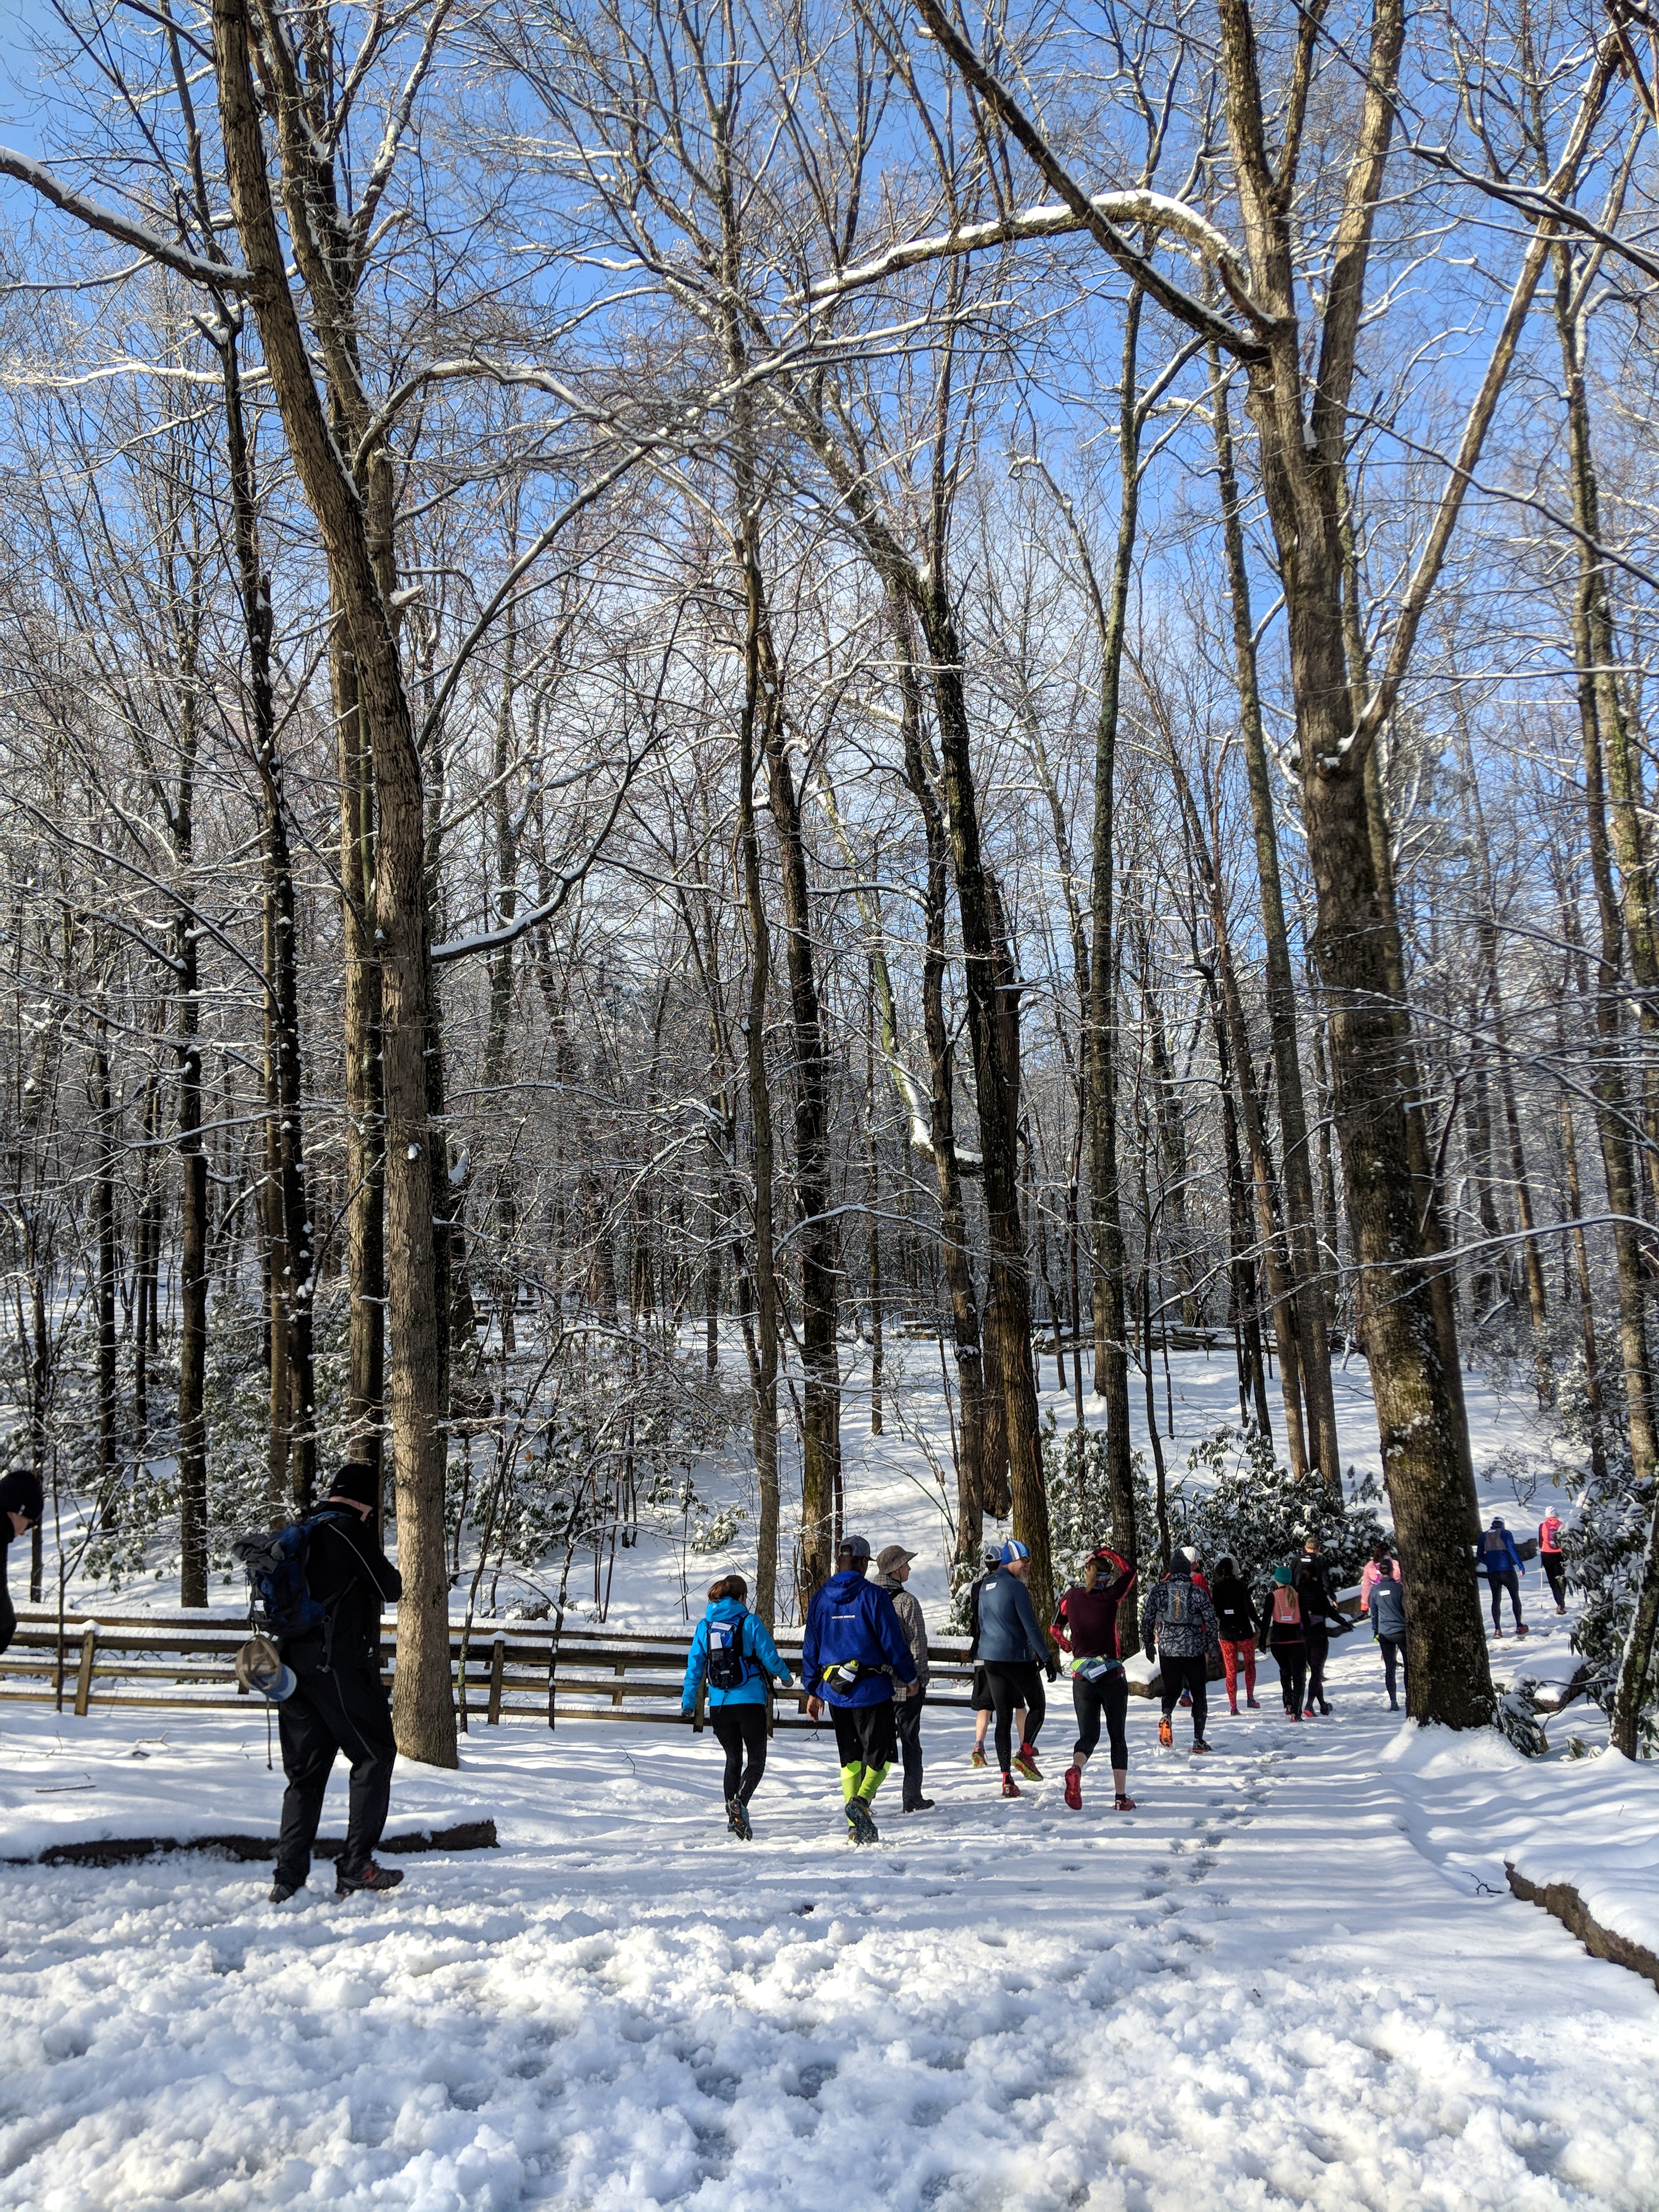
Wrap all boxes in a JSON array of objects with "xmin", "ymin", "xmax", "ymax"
[
  {"xmin": 706, "ymin": 1612, "xmax": 751, "ymax": 1693},
  {"xmin": 232, "ymin": 1510, "xmax": 350, "ymax": 1642}
]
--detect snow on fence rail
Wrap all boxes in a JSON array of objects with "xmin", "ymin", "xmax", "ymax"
[{"xmin": 0, "ymin": 1608, "xmax": 1014, "ymax": 1730}]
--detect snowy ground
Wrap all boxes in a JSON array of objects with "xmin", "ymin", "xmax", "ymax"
[{"xmin": 4, "ymin": 1342, "xmax": 1655, "ymax": 2209}]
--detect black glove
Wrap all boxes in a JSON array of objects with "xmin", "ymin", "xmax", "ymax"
[{"xmin": 1045, "ymin": 1656, "xmax": 1060, "ymax": 1681}]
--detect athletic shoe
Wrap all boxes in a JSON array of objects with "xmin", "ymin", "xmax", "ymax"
[
  {"xmin": 1387, "ymin": 1697, "xmax": 1399, "ymax": 1711},
  {"xmin": 1013, "ymin": 1742, "xmax": 1042, "ymax": 1781},
  {"xmin": 1246, "ymin": 1696, "xmax": 1261, "ymax": 1709},
  {"xmin": 1001, "ymin": 1774, "xmax": 1022, "ymax": 1798},
  {"xmin": 970, "ymin": 1746, "xmax": 988, "ymax": 1769},
  {"xmin": 1285, "ymin": 1708, "xmax": 1302, "ymax": 1722},
  {"xmin": 902, "ymin": 1798, "xmax": 935, "ymax": 1814},
  {"xmin": 269, "ymin": 1878, "xmax": 302, "ymax": 1904},
  {"xmin": 1492, "ymin": 1626, "xmax": 1504, "ymax": 1638},
  {"xmin": 1114, "ymin": 1792, "xmax": 1136, "ymax": 1812},
  {"xmin": 1515, "ymin": 1624, "xmax": 1530, "ymax": 1637},
  {"xmin": 335, "ymin": 1859, "xmax": 404, "ymax": 1897},
  {"xmin": 1063, "ymin": 1765, "xmax": 1083, "ymax": 1810},
  {"xmin": 1227, "ymin": 1700, "xmax": 1239, "ymax": 1716},
  {"xmin": 1191, "ymin": 1738, "xmax": 1212, "ymax": 1755},
  {"xmin": 1177, "ymin": 1690, "xmax": 1192, "ymax": 1707},
  {"xmin": 727, "ymin": 1797, "xmax": 753, "ymax": 1840},
  {"xmin": 1158, "ymin": 1717, "xmax": 1173, "ymax": 1748},
  {"xmin": 1318, "ymin": 1700, "xmax": 1333, "ymax": 1716},
  {"xmin": 847, "ymin": 1798, "xmax": 879, "ymax": 1845},
  {"xmin": 1555, "ymin": 1605, "xmax": 1566, "ymax": 1616}
]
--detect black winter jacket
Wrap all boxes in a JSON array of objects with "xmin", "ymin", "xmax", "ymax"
[{"xmin": 279, "ymin": 1510, "xmax": 402, "ymax": 1674}]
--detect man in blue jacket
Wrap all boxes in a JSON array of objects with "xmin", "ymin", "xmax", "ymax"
[
  {"xmin": 1479, "ymin": 1518, "xmax": 1529, "ymax": 1638},
  {"xmin": 802, "ymin": 1533, "xmax": 917, "ymax": 1842},
  {"xmin": 977, "ymin": 1540, "xmax": 1058, "ymax": 1795}
]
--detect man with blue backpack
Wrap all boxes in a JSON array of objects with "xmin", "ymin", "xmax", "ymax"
[
  {"xmin": 1479, "ymin": 1517, "xmax": 1529, "ymax": 1638},
  {"xmin": 802, "ymin": 1533, "xmax": 917, "ymax": 1842},
  {"xmin": 680, "ymin": 1571, "xmax": 793, "ymax": 1838},
  {"xmin": 236, "ymin": 1463, "xmax": 404, "ymax": 1903}
]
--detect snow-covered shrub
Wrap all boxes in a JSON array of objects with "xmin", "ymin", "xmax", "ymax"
[
  {"xmin": 1040, "ymin": 1413, "xmax": 1162, "ymax": 1597},
  {"xmin": 1175, "ymin": 1423, "xmax": 1385, "ymax": 1595},
  {"xmin": 1495, "ymin": 1677, "xmax": 1549, "ymax": 1757},
  {"xmin": 1563, "ymin": 1443, "xmax": 1657, "ymax": 1756}
]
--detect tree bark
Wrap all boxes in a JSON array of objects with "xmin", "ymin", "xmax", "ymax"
[{"xmin": 214, "ymin": 0, "xmax": 452, "ymax": 1764}]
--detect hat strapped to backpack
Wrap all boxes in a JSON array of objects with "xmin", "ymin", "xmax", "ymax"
[{"xmin": 235, "ymin": 1634, "xmax": 297, "ymax": 1703}]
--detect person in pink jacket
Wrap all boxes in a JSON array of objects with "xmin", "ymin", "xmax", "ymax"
[{"xmin": 1359, "ymin": 1542, "xmax": 1401, "ymax": 1614}]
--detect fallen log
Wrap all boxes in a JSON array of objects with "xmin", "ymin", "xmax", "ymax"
[
  {"xmin": 1505, "ymin": 1862, "xmax": 1659, "ymax": 1993},
  {"xmin": 12, "ymin": 1818, "xmax": 498, "ymax": 1870}
]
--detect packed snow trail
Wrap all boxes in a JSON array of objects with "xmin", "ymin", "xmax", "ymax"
[{"xmin": 2, "ymin": 1640, "xmax": 1655, "ymax": 2212}]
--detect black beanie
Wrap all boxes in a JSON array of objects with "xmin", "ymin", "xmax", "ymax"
[{"xmin": 329, "ymin": 1462, "xmax": 380, "ymax": 1509}]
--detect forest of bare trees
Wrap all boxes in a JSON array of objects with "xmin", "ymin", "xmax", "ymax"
[{"xmin": 2, "ymin": 0, "xmax": 1657, "ymax": 1764}]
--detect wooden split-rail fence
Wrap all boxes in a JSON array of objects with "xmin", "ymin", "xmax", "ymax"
[{"xmin": 4, "ymin": 1606, "xmax": 1115, "ymax": 1732}]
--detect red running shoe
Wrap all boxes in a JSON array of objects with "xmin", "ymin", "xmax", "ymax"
[
  {"xmin": 1001, "ymin": 1773, "xmax": 1022, "ymax": 1798},
  {"xmin": 1158, "ymin": 1717, "xmax": 1173, "ymax": 1748},
  {"xmin": 1114, "ymin": 1792, "xmax": 1136, "ymax": 1812},
  {"xmin": 1063, "ymin": 1765, "xmax": 1083, "ymax": 1810}
]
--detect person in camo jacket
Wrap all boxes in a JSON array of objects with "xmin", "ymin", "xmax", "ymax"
[{"xmin": 1142, "ymin": 1548, "xmax": 1220, "ymax": 1755}]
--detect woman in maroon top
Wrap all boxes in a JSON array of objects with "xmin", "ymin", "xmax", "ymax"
[{"xmin": 1051, "ymin": 1547, "xmax": 1137, "ymax": 1812}]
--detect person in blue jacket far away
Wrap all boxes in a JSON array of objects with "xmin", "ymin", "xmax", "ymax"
[
  {"xmin": 801, "ymin": 1532, "xmax": 917, "ymax": 1844},
  {"xmin": 1478, "ymin": 1518, "xmax": 1529, "ymax": 1640},
  {"xmin": 681, "ymin": 1572, "xmax": 792, "ymax": 1839}
]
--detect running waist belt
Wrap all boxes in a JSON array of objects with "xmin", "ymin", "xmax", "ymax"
[{"xmin": 1071, "ymin": 1655, "xmax": 1122, "ymax": 1681}]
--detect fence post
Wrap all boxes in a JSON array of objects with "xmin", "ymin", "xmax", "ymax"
[
  {"xmin": 488, "ymin": 1634, "xmax": 505, "ymax": 1725},
  {"xmin": 73, "ymin": 1626, "xmax": 97, "ymax": 1718},
  {"xmin": 546, "ymin": 1608, "xmax": 562, "ymax": 1733}
]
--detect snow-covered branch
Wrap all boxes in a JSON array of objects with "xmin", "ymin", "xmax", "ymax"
[{"xmin": 0, "ymin": 149, "xmax": 251, "ymax": 291}]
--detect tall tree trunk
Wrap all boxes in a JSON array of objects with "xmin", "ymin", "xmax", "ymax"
[
  {"xmin": 94, "ymin": 1025, "xmax": 117, "ymax": 1529},
  {"xmin": 1211, "ymin": 360, "xmax": 1342, "ymax": 1489},
  {"xmin": 215, "ymin": 0, "xmax": 452, "ymax": 1764}
]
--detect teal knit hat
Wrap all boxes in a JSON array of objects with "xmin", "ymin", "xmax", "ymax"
[{"xmin": 1272, "ymin": 1564, "xmax": 1294, "ymax": 1585}]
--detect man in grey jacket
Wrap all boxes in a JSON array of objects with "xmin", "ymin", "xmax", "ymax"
[{"xmin": 876, "ymin": 1545, "xmax": 933, "ymax": 1812}]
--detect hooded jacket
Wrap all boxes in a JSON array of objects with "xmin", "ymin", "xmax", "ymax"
[
  {"xmin": 876, "ymin": 1573, "xmax": 930, "ymax": 1698},
  {"xmin": 1141, "ymin": 1568, "xmax": 1219, "ymax": 1662},
  {"xmin": 975, "ymin": 1566, "xmax": 1049, "ymax": 1665},
  {"xmin": 681, "ymin": 1596, "xmax": 789, "ymax": 1712},
  {"xmin": 1479, "ymin": 1524, "xmax": 1525, "ymax": 1579},
  {"xmin": 802, "ymin": 1569, "xmax": 917, "ymax": 1707},
  {"xmin": 1209, "ymin": 1563, "xmax": 1257, "ymax": 1645}
]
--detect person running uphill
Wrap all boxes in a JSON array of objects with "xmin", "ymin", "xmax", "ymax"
[
  {"xmin": 1143, "ymin": 1548, "xmax": 1219, "ymax": 1753},
  {"xmin": 681, "ymin": 1572, "xmax": 792, "ymax": 1838},
  {"xmin": 802, "ymin": 1534, "xmax": 917, "ymax": 1842},
  {"xmin": 978, "ymin": 1540, "xmax": 1057, "ymax": 1795},
  {"xmin": 1538, "ymin": 1511, "xmax": 1567, "ymax": 1614},
  {"xmin": 1209, "ymin": 1554, "xmax": 1260, "ymax": 1713},
  {"xmin": 1480, "ymin": 1518, "xmax": 1529, "ymax": 1638},
  {"xmin": 1051, "ymin": 1547, "xmax": 1136, "ymax": 1810},
  {"xmin": 1370, "ymin": 1559, "xmax": 1408, "ymax": 1710},
  {"xmin": 1261, "ymin": 1564, "xmax": 1308, "ymax": 1719}
]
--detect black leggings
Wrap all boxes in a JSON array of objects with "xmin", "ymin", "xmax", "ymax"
[
  {"xmin": 710, "ymin": 1706, "xmax": 768, "ymax": 1803},
  {"xmin": 1072, "ymin": 1667, "xmax": 1128, "ymax": 1769},
  {"xmin": 1378, "ymin": 1634, "xmax": 1406, "ymax": 1702},
  {"xmin": 1273, "ymin": 1645, "xmax": 1307, "ymax": 1714},
  {"xmin": 1542, "ymin": 1554, "xmax": 1567, "ymax": 1608},
  {"xmin": 1488, "ymin": 1570, "xmax": 1523, "ymax": 1629},
  {"xmin": 1159, "ymin": 1655, "xmax": 1208, "ymax": 1737},
  {"xmin": 984, "ymin": 1662, "xmax": 1043, "ymax": 1773},
  {"xmin": 1305, "ymin": 1628, "xmax": 1329, "ymax": 1710}
]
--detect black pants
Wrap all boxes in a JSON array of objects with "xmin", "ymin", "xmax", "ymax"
[
  {"xmin": 895, "ymin": 1692, "xmax": 926, "ymax": 1807},
  {"xmin": 1488, "ymin": 1570, "xmax": 1523, "ymax": 1629},
  {"xmin": 1304, "ymin": 1627, "xmax": 1329, "ymax": 1711},
  {"xmin": 0, "ymin": 1582, "xmax": 15, "ymax": 1658},
  {"xmin": 830, "ymin": 1697, "xmax": 897, "ymax": 1774},
  {"xmin": 1273, "ymin": 1645, "xmax": 1307, "ymax": 1715},
  {"xmin": 984, "ymin": 1661, "xmax": 1042, "ymax": 1773},
  {"xmin": 1072, "ymin": 1667, "xmax": 1128, "ymax": 1769},
  {"xmin": 1542, "ymin": 1554, "xmax": 1567, "ymax": 1608},
  {"xmin": 1378, "ymin": 1634, "xmax": 1406, "ymax": 1703},
  {"xmin": 1159, "ymin": 1656, "xmax": 1208, "ymax": 1738},
  {"xmin": 711, "ymin": 1705, "xmax": 768, "ymax": 1804},
  {"xmin": 275, "ymin": 1664, "xmax": 397, "ymax": 1887}
]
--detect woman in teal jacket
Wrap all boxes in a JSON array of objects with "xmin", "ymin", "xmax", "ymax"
[{"xmin": 681, "ymin": 1574, "xmax": 792, "ymax": 1837}]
